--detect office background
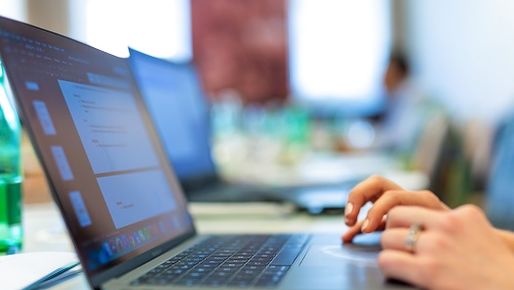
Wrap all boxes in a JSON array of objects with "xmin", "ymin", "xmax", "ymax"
[
  {"xmin": 2, "ymin": 0, "xmax": 514, "ymax": 219},
  {"xmin": 1, "ymin": 0, "xmax": 512, "ymax": 119}
]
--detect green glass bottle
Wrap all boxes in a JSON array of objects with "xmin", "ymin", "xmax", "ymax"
[{"xmin": 0, "ymin": 60, "xmax": 23, "ymax": 254}]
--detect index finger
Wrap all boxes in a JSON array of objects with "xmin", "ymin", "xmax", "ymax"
[{"xmin": 345, "ymin": 176, "xmax": 403, "ymax": 226}]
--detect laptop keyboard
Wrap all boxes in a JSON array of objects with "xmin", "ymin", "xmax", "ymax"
[{"xmin": 130, "ymin": 234, "xmax": 310, "ymax": 288}]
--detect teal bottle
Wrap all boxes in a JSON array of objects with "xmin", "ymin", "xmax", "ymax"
[{"xmin": 0, "ymin": 60, "xmax": 23, "ymax": 254}]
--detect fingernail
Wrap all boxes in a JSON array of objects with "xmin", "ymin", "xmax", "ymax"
[
  {"xmin": 361, "ymin": 219, "xmax": 369, "ymax": 232},
  {"xmin": 345, "ymin": 203, "xmax": 353, "ymax": 217}
]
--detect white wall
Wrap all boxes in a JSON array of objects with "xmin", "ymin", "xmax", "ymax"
[
  {"xmin": 288, "ymin": 0, "xmax": 391, "ymax": 115},
  {"xmin": 406, "ymin": 0, "xmax": 514, "ymax": 123},
  {"xmin": 79, "ymin": 0, "xmax": 191, "ymax": 59},
  {"xmin": 0, "ymin": 0, "xmax": 26, "ymax": 21}
]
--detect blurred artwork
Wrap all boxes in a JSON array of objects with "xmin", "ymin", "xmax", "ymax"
[{"xmin": 191, "ymin": 0, "xmax": 288, "ymax": 103}]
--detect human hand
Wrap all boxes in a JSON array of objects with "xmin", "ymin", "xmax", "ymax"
[
  {"xmin": 379, "ymin": 205, "xmax": 514, "ymax": 290},
  {"xmin": 342, "ymin": 176, "xmax": 449, "ymax": 243}
]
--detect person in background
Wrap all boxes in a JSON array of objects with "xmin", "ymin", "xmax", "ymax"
[
  {"xmin": 375, "ymin": 51, "xmax": 430, "ymax": 153},
  {"xmin": 342, "ymin": 175, "xmax": 514, "ymax": 290}
]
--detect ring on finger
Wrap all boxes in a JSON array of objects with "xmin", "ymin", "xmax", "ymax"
[{"xmin": 404, "ymin": 223, "xmax": 423, "ymax": 253}]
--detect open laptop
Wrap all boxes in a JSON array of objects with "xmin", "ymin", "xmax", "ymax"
[
  {"xmin": 127, "ymin": 48, "xmax": 279, "ymax": 202},
  {"xmin": 127, "ymin": 48, "xmax": 358, "ymax": 208},
  {"xmin": 0, "ymin": 16, "xmax": 410, "ymax": 290}
]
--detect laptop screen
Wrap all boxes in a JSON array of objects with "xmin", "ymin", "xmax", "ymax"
[
  {"xmin": 0, "ymin": 17, "xmax": 195, "ymax": 284},
  {"xmin": 128, "ymin": 49, "xmax": 216, "ymax": 182},
  {"xmin": 130, "ymin": 49, "xmax": 215, "ymax": 181}
]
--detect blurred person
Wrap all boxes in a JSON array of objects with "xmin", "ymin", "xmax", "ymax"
[
  {"xmin": 376, "ymin": 51, "xmax": 437, "ymax": 153},
  {"xmin": 342, "ymin": 175, "xmax": 514, "ymax": 290}
]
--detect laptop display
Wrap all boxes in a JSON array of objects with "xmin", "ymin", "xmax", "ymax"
[
  {"xmin": 0, "ymin": 16, "xmax": 195, "ymax": 287},
  {"xmin": 128, "ymin": 49, "xmax": 216, "ymax": 181}
]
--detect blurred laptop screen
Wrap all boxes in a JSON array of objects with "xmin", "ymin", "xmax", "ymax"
[{"xmin": 128, "ymin": 49, "xmax": 216, "ymax": 180}]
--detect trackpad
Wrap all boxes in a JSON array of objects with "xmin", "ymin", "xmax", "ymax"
[{"xmin": 300, "ymin": 233, "xmax": 381, "ymax": 267}]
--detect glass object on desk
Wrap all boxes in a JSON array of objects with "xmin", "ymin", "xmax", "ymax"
[
  {"xmin": 277, "ymin": 105, "xmax": 310, "ymax": 165},
  {"xmin": 344, "ymin": 118, "xmax": 376, "ymax": 150},
  {"xmin": 0, "ymin": 60, "xmax": 23, "ymax": 254}
]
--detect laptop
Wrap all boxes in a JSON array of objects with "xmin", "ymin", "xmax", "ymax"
[
  {"xmin": 127, "ymin": 48, "xmax": 358, "ymax": 208},
  {"xmin": 127, "ymin": 48, "xmax": 278, "ymax": 202},
  {"xmin": 0, "ymin": 16, "xmax": 410, "ymax": 290}
]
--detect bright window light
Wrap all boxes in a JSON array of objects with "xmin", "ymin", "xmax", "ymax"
[
  {"xmin": 84, "ymin": 0, "xmax": 191, "ymax": 59},
  {"xmin": 0, "ymin": 0, "xmax": 26, "ymax": 22},
  {"xmin": 289, "ymin": 0, "xmax": 391, "ymax": 113}
]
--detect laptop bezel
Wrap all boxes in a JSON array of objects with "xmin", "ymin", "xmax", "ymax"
[{"xmin": 0, "ymin": 15, "xmax": 198, "ymax": 289}]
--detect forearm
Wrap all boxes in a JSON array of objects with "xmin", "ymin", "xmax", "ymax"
[{"xmin": 495, "ymin": 229, "xmax": 514, "ymax": 253}]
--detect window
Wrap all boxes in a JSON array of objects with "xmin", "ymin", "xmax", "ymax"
[
  {"xmin": 288, "ymin": 0, "xmax": 391, "ymax": 114},
  {"xmin": 82, "ymin": 0, "xmax": 191, "ymax": 59},
  {"xmin": 0, "ymin": 0, "xmax": 26, "ymax": 22}
]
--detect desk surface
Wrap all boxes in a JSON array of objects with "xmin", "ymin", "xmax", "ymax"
[{"xmin": 22, "ymin": 202, "xmax": 347, "ymax": 290}]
